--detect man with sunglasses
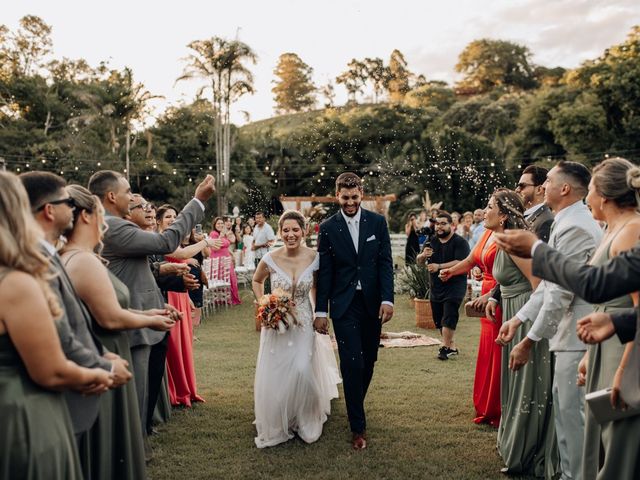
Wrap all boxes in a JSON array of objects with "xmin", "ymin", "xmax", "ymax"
[
  {"xmin": 515, "ymin": 165, "xmax": 554, "ymax": 243},
  {"xmin": 19, "ymin": 171, "xmax": 131, "ymax": 456}
]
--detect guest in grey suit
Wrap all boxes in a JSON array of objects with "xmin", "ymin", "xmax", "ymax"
[
  {"xmin": 494, "ymin": 228, "xmax": 640, "ymax": 404},
  {"xmin": 497, "ymin": 161, "xmax": 603, "ymax": 480},
  {"xmin": 496, "ymin": 237, "xmax": 639, "ymax": 343},
  {"xmin": 88, "ymin": 170, "xmax": 215, "ymax": 434},
  {"xmin": 19, "ymin": 172, "xmax": 130, "ymax": 440}
]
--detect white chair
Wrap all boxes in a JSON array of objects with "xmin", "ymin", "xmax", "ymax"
[
  {"xmin": 206, "ymin": 256, "xmax": 232, "ymax": 308},
  {"xmin": 201, "ymin": 258, "xmax": 213, "ymax": 317}
]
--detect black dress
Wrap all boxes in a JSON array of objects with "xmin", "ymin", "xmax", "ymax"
[{"xmin": 405, "ymin": 227, "xmax": 420, "ymax": 264}]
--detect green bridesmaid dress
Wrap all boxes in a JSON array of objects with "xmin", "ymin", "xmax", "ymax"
[
  {"xmin": 0, "ymin": 269, "xmax": 82, "ymax": 480},
  {"xmin": 77, "ymin": 269, "xmax": 147, "ymax": 480},
  {"xmin": 494, "ymin": 250, "xmax": 559, "ymax": 478},
  {"xmin": 582, "ymin": 239, "xmax": 640, "ymax": 480}
]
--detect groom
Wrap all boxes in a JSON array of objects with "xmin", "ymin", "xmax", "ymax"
[{"xmin": 314, "ymin": 172, "xmax": 394, "ymax": 450}]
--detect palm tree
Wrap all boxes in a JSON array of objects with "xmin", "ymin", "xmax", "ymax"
[
  {"xmin": 177, "ymin": 37, "xmax": 256, "ymax": 214},
  {"xmin": 119, "ymin": 68, "xmax": 163, "ymax": 181}
]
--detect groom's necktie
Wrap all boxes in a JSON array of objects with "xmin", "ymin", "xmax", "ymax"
[
  {"xmin": 347, "ymin": 218, "xmax": 362, "ymax": 290},
  {"xmin": 348, "ymin": 219, "xmax": 359, "ymax": 253}
]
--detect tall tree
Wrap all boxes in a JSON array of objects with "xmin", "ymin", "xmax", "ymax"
[
  {"xmin": 363, "ymin": 57, "xmax": 388, "ymax": 103},
  {"xmin": 336, "ymin": 59, "xmax": 367, "ymax": 103},
  {"xmin": 0, "ymin": 15, "xmax": 53, "ymax": 77},
  {"xmin": 177, "ymin": 37, "xmax": 256, "ymax": 214},
  {"xmin": 320, "ymin": 81, "xmax": 335, "ymax": 108},
  {"xmin": 272, "ymin": 52, "xmax": 316, "ymax": 114},
  {"xmin": 386, "ymin": 49, "xmax": 411, "ymax": 103},
  {"xmin": 116, "ymin": 68, "xmax": 162, "ymax": 181},
  {"xmin": 455, "ymin": 39, "xmax": 537, "ymax": 94}
]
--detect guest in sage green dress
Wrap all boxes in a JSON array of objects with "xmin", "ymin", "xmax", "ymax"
[
  {"xmin": 489, "ymin": 189, "xmax": 559, "ymax": 478},
  {"xmin": 60, "ymin": 185, "xmax": 178, "ymax": 480},
  {"xmin": 0, "ymin": 172, "xmax": 113, "ymax": 479},
  {"xmin": 579, "ymin": 157, "xmax": 640, "ymax": 480}
]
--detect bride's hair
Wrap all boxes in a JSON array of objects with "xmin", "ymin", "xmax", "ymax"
[{"xmin": 278, "ymin": 210, "xmax": 306, "ymax": 232}]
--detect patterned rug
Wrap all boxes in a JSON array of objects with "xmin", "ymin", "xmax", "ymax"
[{"xmin": 379, "ymin": 331, "xmax": 441, "ymax": 348}]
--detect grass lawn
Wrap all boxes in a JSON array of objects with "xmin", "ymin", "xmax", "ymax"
[{"xmin": 148, "ymin": 290, "xmax": 525, "ymax": 480}]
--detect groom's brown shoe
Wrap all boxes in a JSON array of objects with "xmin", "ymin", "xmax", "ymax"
[{"xmin": 351, "ymin": 432, "xmax": 367, "ymax": 450}]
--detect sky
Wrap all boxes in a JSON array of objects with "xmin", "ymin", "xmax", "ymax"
[{"xmin": 4, "ymin": 0, "xmax": 639, "ymax": 125}]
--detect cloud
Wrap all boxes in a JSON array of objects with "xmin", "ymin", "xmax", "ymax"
[
  {"xmin": 472, "ymin": 0, "xmax": 639, "ymax": 67},
  {"xmin": 405, "ymin": 0, "xmax": 639, "ymax": 85}
]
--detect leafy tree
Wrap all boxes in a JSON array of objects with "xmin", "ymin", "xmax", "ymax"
[
  {"xmin": 565, "ymin": 26, "xmax": 640, "ymax": 153},
  {"xmin": 533, "ymin": 66, "xmax": 566, "ymax": 87},
  {"xmin": 363, "ymin": 57, "xmax": 388, "ymax": 103},
  {"xmin": 387, "ymin": 49, "xmax": 411, "ymax": 102},
  {"xmin": 507, "ymin": 87, "xmax": 578, "ymax": 167},
  {"xmin": 548, "ymin": 93, "xmax": 612, "ymax": 163},
  {"xmin": 455, "ymin": 39, "xmax": 537, "ymax": 94},
  {"xmin": 336, "ymin": 59, "xmax": 367, "ymax": 103},
  {"xmin": 404, "ymin": 82, "xmax": 456, "ymax": 111},
  {"xmin": 442, "ymin": 94, "xmax": 521, "ymax": 140},
  {"xmin": 272, "ymin": 52, "xmax": 316, "ymax": 114},
  {"xmin": 320, "ymin": 81, "xmax": 335, "ymax": 108},
  {"xmin": 0, "ymin": 15, "xmax": 53, "ymax": 77}
]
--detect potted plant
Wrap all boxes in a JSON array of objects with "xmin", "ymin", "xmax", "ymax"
[{"xmin": 399, "ymin": 264, "xmax": 435, "ymax": 329}]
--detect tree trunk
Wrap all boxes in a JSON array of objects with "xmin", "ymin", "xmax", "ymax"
[{"xmin": 43, "ymin": 110, "xmax": 52, "ymax": 136}]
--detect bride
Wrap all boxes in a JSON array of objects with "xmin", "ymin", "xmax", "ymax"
[{"xmin": 252, "ymin": 210, "xmax": 341, "ymax": 448}]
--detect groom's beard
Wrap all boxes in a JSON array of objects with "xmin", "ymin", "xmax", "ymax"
[{"xmin": 341, "ymin": 205, "xmax": 361, "ymax": 217}]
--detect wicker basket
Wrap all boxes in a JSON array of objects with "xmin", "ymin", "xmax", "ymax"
[{"xmin": 414, "ymin": 298, "xmax": 436, "ymax": 329}]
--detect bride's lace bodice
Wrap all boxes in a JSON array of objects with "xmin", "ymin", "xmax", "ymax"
[{"xmin": 262, "ymin": 252, "xmax": 319, "ymax": 326}]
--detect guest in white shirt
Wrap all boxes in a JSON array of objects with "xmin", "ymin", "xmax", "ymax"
[{"xmin": 252, "ymin": 212, "xmax": 276, "ymax": 292}]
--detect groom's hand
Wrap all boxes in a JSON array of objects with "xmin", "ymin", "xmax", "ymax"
[
  {"xmin": 379, "ymin": 304, "xmax": 393, "ymax": 324},
  {"xmin": 313, "ymin": 317, "xmax": 329, "ymax": 335}
]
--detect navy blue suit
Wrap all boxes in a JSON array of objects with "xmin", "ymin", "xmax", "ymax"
[{"xmin": 316, "ymin": 208, "xmax": 394, "ymax": 433}]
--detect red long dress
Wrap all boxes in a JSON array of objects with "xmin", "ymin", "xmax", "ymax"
[
  {"xmin": 165, "ymin": 257, "xmax": 204, "ymax": 407},
  {"xmin": 471, "ymin": 230, "xmax": 502, "ymax": 427}
]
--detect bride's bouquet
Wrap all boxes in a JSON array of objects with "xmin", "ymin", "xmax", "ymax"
[{"xmin": 256, "ymin": 288, "xmax": 299, "ymax": 333}]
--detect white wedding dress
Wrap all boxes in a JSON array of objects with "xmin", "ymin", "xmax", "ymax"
[{"xmin": 254, "ymin": 252, "xmax": 341, "ymax": 448}]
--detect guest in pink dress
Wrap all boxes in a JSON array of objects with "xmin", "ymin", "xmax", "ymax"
[
  {"xmin": 157, "ymin": 205, "xmax": 206, "ymax": 407},
  {"xmin": 209, "ymin": 217, "xmax": 242, "ymax": 305}
]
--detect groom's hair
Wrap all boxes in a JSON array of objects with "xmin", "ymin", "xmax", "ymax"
[
  {"xmin": 88, "ymin": 170, "xmax": 123, "ymax": 201},
  {"xmin": 335, "ymin": 172, "xmax": 362, "ymax": 192}
]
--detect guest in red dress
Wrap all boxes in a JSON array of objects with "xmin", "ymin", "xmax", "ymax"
[
  {"xmin": 440, "ymin": 215, "xmax": 502, "ymax": 427},
  {"xmin": 208, "ymin": 217, "xmax": 241, "ymax": 305},
  {"xmin": 157, "ymin": 205, "xmax": 208, "ymax": 407}
]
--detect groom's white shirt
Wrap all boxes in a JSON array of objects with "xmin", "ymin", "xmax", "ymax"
[{"xmin": 315, "ymin": 207, "xmax": 392, "ymax": 318}]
